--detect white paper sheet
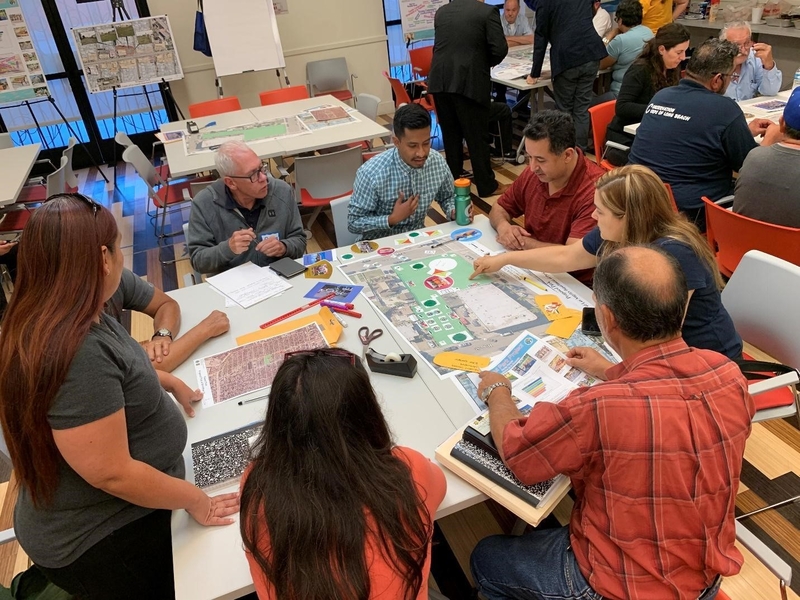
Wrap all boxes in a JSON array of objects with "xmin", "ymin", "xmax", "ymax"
[{"xmin": 206, "ymin": 262, "xmax": 291, "ymax": 308}]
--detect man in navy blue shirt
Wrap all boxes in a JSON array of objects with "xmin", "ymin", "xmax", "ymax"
[
  {"xmin": 628, "ymin": 38, "xmax": 777, "ymax": 231},
  {"xmin": 527, "ymin": 0, "xmax": 607, "ymax": 151}
]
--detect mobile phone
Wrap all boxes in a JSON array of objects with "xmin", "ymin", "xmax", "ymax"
[
  {"xmin": 581, "ymin": 307, "xmax": 601, "ymax": 336},
  {"xmin": 186, "ymin": 120, "xmax": 199, "ymax": 134}
]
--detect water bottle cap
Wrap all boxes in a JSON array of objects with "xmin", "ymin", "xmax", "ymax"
[{"xmin": 454, "ymin": 178, "xmax": 471, "ymax": 188}]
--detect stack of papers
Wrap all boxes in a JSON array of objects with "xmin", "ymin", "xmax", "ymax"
[{"xmin": 206, "ymin": 262, "xmax": 291, "ymax": 308}]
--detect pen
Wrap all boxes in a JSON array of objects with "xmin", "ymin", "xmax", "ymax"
[
  {"xmin": 238, "ymin": 394, "xmax": 268, "ymax": 406},
  {"xmin": 332, "ymin": 312, "xmax": 348, "ymax": 328},
  {"xmin": 259, "ymin": 292, "xmax": 336, "ymax": 329},
  {"xmin": 328, "ymin": 306, "xmax": 362, "ymax": 318},
  {"xmin": 520, "ymin": 275, "xmax": 547, "ymax": 291},
  {"xmin": 201, "ymin": 121, "xmax": 216, "ymax": 129},
  {"xmin": 321, "ymin": 300, "xmax": 355, "ymax": 310}
]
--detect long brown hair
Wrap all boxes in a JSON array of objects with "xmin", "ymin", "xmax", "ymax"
[
  {"xmin": 596, "ymin": 165, "xmax": 724, "ymax": 290},
  {"xmin": 635, "ymin": 22, "xmax": 690, "ymax": 91},
  {"xmin": 240, "ymin": 349, "xmax": 431, "ymax": 600},
  {"xmin": 0, "ymin": 194, "xmax": 118, "ymax": 506}
]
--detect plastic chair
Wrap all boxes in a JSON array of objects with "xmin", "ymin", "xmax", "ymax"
[
  {"xmin": 259, "ymin": 85, "xmax": 309, "ymax": 106},
  {"xmin": 663, "ymin": 183, "xmax": 678, "ymax": 213},
  {"xmin": 383, "ymin": 72, "xmax": 434, "ymax": 112},
  {"xmin": 293, "ymin": 145, "xmax": 363, "ymax": 238},
  {"xmin": 330, "ymin": 194, "xmax": 358, "ymax": 247},
  {"xmin": 62, "ymin": 137, "xmax": 78, "ymax": 191},
  {"xmin": 588, "ymin": 100, "xmax": 621, "ymax": 171},
  {"xmin": 306, "ymin": 58, "xmax": 356, "ymax": 104},
  {"xmin": 14, "ymin": 155, "xmax": 68, "ymax": 206},
  {"xmin": 355, "ymin": 93, "xmax": 381, "ymax": 123},
  {"xmin": 0, "ymin": 133, "xmax": 13, "ymax": 149},
  {"xmin": 408, "ymin": 45, "xmax": 433, "ymax": 96},
  {"xmin": 122, "ymin": 144, "xmax": 213, "ymax": 241},
  {"xmin": 702, "ymin": 196, "xmax": 800, "ymax": 277},
  {"xmin": 116, "ymin": 131, "xmax": 169, "ymax": 184},
  {"xmin": 188, "ymin": 96, "xmax": 242, "ymax": 119}
]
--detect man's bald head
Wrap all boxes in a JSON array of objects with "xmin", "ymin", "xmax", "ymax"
[{"xmin": 594, "ymin": 245, "xmax": 688, "ymax": 343}]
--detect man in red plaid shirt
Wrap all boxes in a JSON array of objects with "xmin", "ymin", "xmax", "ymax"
[{"xmin": 471, "ymin": 245, "xmax": 755, "ymax": 600}]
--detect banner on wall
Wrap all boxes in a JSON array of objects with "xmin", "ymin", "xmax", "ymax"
[
  {"xmin": 71, "ymin": 15, "xmax": 184, "ymax": 93},
  {"xmin": 399, "ymin": 0, "xmax": 447, "ymax": 39},
  {"xmin": 0, "ymin": 0, "xmax": 52, "ymax": 106}
]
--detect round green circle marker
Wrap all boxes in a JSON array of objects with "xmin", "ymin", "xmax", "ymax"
[
  {"xmin": 409, "ymin": 231, "xmax": 420, "ymax": 237},
  {"xmin": 342, "ymin": 253, "xmax": 353, "ymax": 259},
  {"xmin": 453, "ymin": 333, "xmax": 467, "ymax": 342},
  {"xmin": 412, "ymin": 263, "xmax": 424, "ymax": 269},
  {"xmin": 423, "ymin": 299, "xmax": 436, "ymax": 307}
]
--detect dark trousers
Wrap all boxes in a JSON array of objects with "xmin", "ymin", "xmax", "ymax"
[
  {"xmin": 38, "ymin": 509, "xmax": 176, "ymax": 600},
  {"xmin": 488, "ymin": 101, "xmax": 513, "ymax": 154},
  {"xmin": 552, "ymin": 60, "xmax": 600, "ymax": 151},
  {"xmin": 434, "ymin": 92, "xmax": 498, "ymax": 197}
]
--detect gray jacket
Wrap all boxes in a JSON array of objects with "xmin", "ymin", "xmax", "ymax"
[{"xmin": 188, "ymin": 176, "xmax": 306, "ymax": 274}]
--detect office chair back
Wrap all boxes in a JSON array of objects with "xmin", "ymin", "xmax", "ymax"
[
  {"xmin": 306, "ymin": 57, "xmax": 354, "ymax": 102},
  {"xmin": 114, "ymin": 131, "xmax": 135, "ymax": 149},
  {"xmin": 47, "ymin": 155, "xmax": 69, "ymax": 198},
  {"xmin": 383, "ymin": 72, "xmax": 413, "ymax": 108},
  {"xmin": 122, "ymin": 144, "xmax": 162, "ymax": 198},
  {"xmin": 62, "ymin": 137, "xmax": 78, "ymax": 190},
  {"xmin": 587, "ymin": 100, "xmax": 616, "ymax": 171},
  {"xmin": 702, "ymin": 196, "xmax": 800, "ymax": 277},
  {"xmin": 188, "ymin": 96, "xmax": 242, "ymax": 119},
  {"xmin": 259, "ymin": 85, "xmax": 309, "ymax": 106},
  {"xmin": 409, "ymin": 45, "xmax": 433, "ymax": 79},
  {"xmin": 0, "ymin": 133, "xmax": 13, "ymax": 150},
  {"xmin": 355, "ymin": 93, "xmax": 381, "ymax": 122},
  {"xmin": 294, "ymin": 145, "xmax": 363, "ymax": 205},
  {"xmin": 330, "ymin": 194, "xmax": 359, "ymax": 247}
]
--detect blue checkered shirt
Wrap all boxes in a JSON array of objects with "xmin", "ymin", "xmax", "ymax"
[{"xmin": 348, "ymin": 148, "xmax": 455, "ymax": 240}]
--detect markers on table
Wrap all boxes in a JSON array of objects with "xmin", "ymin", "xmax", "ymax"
[
  {"xmin": 520, "ymin": 275, "xmax": 547, "ymax": 291},
  {"xmin": 258, "ymin": 292, "xmax": 336, "ymax": 329},
  {"xmin": 238, "ymin": 394, "xmax": 268, "ymax": 406},
  {"xmin": 332, "ymin": 312, "xmax": 348, "ymax": 328},
  {"xmin": 327, "ymin": 305, "xmax": 362, "ymax": 319},
  {"xmin": 320, "ymin": 300, "xmax": 355, "ymax": 310}
]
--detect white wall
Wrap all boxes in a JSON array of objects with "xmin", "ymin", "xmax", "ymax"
[{"xmin": 148, "ymin": 0, "xmax": 394, "ymax": 116}]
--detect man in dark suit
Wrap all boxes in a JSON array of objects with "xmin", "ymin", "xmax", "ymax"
[{"xmin": 427, "ymin": 0, "xmax": 509, "ymax": 198}]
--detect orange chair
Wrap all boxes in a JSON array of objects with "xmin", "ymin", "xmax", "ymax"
[
  {"xmin": 663, "ymin": 183, "xmax": 678, "ymax": 213},
  {"xmin": 0, "ymin": 208, "xmax": 32, "ymax": 235},
  {"xmin": 587, "ymin": 100, "xmax": 617, "ymax": 171},
  {"xmin": 702, "ymin": 195, "xmax": 800, "ymax": 277},
  {"xmin": 188, "ymin": 97, "xmax": 242, "ymax": 119},
  {"xmin": 259, "ymin": 85, "xmax": 309, "ymax": 106},
  {"xmin": 408, "ymin": 45, "xmax": 434, "ymax": 96},
  {"xmin": 382, "ymin": 72, "xmax": 434, "ymax": 112}
]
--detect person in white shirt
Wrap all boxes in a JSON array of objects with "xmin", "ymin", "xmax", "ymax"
[
  {"xmin": 719, "ymin": 21, "xmax": 781, "ymax": 101},
  {"xmin": 501, "ymin": 0, "xmax": 533, "ymax": 46},
  {"xmin": 593, "ymin": 0, "xmax": 614, "ymax": 38}
]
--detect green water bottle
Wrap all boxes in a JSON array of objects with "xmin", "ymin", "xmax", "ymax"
[{"xmin": 454, "ymin": 178, "xmax": 471, "ymax": 226}]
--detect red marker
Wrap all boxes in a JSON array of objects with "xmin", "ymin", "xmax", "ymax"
[
  {"xmin": 258, "ymin": 293, "xmax": 336, "ymax": 329},
  {"xmin": 327, "ymin": 306, "xmax": 362, "ymax": 319}
]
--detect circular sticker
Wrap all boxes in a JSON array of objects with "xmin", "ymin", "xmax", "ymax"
[
  {"xmin": 452, "ymin": 333, "xmax": 468, "ymax": 342},
  {"xmin": 424, "ymin": 275, "xmax": 454, "ymax": 290},
  {"xmin": 451, "ymin": 228, "xmax": 482, "ymax": 242},
  {"xmin": 341, "ymin": 253, "xmax": 354, "ymax": 260},
  {"xmin": 409, "ymin": 231, "xmax": 420, "ymax": 238},
  {"xmin": 412, "ymin": 263, "xmax": 425, "ymax": 270},
  {"xmin": 429, "ymin": 257, "xmax": 458, "ymax": 272},
  {"xmin": 377, "ymin": 247, "xmax": 395, "ymax": 256},
  {"xmin": 423, "ymin": 299, "xmax": 437, "ymax": 307},
  {"xmin": 351, "ymin": 241, "xmax": 379, "ymax": 254}
]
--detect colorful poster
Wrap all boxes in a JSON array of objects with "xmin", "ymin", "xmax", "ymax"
[
  {"xmin": 399, "ymin": 0, "xmax": 447, "ymax": 37},
  {"xmin": 71, "ymin": 15, "xmax": 183, "ymax": 93},
  {"xmin": 0, "ymin": 0, "xmax": 51, "ymax": 105}
]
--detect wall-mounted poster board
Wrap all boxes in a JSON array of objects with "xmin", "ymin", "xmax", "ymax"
[
  {"xmin": 0, "ymin": 0, "xmax": 51, "ymax": 105},
  {"xmin": 399, "ymin": 0, "xmax": 447, "ymax": 39},
  {"xmin": 71, "ymin": 15, "xmax": 183, "ymax": 93},
  {"xmin": 202, "ymin": 0, "xmax": 285, "ymax": 78}
]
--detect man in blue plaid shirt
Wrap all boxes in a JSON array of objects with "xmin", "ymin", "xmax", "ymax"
[{"xmin": 348, "ymin": 104, "xmax": 470, "ymax": 241}]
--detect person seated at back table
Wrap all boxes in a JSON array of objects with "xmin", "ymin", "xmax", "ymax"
[
  {"xmin": 733, "ymin": 86, "xmax": 800, "ymax": 228},
  {"xmin": 596, "ymin": 0, "xmax": 653, "ymax": 102},
  {"xmin": 489, "ymin": 110, "xmax": 603, "ymax": 285},
  {"xmin": 501, "ymin": 0, "xmax": 533, "ymax": 46},
  {"xmin": 628, "ymin": 38, "xmax": 779, "ymax": 231},
  {"xmin": 188, "ymin": 141, "xmax": 306, "ymax": 274},
  {"xmin": 240, "ymin": 348, "xmax": 446, "ymax": 600},
  {"xmin": 473, "ymin": 165, "xmax": 743, "ymax": 359},
  {"xmin": 720, "ymin": 21, "xmax": 781, "ymax": 102},
  {"xmin": 592, "ymin": 0, "xmax": 614, "ymax": 38},
  {"xmin": 603, "ymin": 22, "xmax": 689, "ymax": 166},
  {"xmin": 641, "ymin": 0, "xmax": 688, "ymax": 35},
  {"xmin": 348, "ymin": 103, "xmax": 471, "ymax": 241},
  {"xmin": 470, "ymin": 244, "xmax": 754, "ymax": 600}
]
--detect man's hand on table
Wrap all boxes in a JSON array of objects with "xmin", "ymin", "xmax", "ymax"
[
  {"xmin": 496, "ymin": 222, "xmax": 531, "ymax": 251},
  {"xmin": 470, "ymin": 254, "xmax": 507, "ymax": 279},
  {"xmin": 749, "ymin": 118, "xmax": 774, "ymax": 138},
  {"xmin": 256, "ymin": 236, "xmax": 286, "ymax": 257},
  {"xmin": 565, "ymin": 347, "xmax": 613, "ymax": 380},
  {"xmin": 526, "ymin": 75, "xmax": 538, "ymax": 86}
]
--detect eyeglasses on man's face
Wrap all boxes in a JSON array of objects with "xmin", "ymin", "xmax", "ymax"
[{"xmin": 228, "ymin": 163, "xmax": 269, "ymax": 184}]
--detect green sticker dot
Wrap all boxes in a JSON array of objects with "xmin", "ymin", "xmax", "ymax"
[
  {"xmin": 453, "ymin": 333, "xmax": 467, "ymax": 342},
  {"xmin": 423, "ymin": 299, "xmax": 437, "ymax": 307},
  {"xmin": 409, "ymin": 232, "xmax": 420, "ymax": 237},
  {"xmin": 412, "ymin": 263, "xmax": 425, "ymax": 269},
  {"xmin": 342, "ymin": 253, "xmax": 353, "ymax": 260}
]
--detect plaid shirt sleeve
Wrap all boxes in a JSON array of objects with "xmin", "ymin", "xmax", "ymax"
[{"xmin": 348, "ymin": 166, "xmax": 389, "ymax": 236}]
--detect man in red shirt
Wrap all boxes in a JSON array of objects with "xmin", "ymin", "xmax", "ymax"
[
  {"xmin": 489, "ymin": 110, "xmax": 603, "ymax": 285},
  {"xmin": 471, "ymin": 245, "xmax": 754, "ymax": 600}
]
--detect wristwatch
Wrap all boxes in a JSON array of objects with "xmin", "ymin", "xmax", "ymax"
[
  {"xmin": 152, "ymin": 328, "xmax": 173, "ymax": 341},
  {"xmin": 480, "ymin": 381, "xmax": 511, "ymax": 404}
]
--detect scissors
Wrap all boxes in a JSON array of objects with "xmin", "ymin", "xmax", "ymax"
[{"xmin": 358, "ymin": 326, "xmax": 383, "ymax": 360}]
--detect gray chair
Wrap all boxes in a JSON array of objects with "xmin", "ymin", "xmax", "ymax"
[
  {"xmin": 62, "ymin": 137, "xmax": 78, "ymax": 190},
  {"xmin": 330, "ymin": 194, "xmax": 358, "ymax": 247},
  {"xmin": 0, "ymin": 133, "xmax": 13, "ymax": 150},
  {"xmin": 306, "ymin": 57, "xmax": 356, "ymax": 105},
  {"xmin": 355, "ymin": 93, "xmax": 391, "ymax": 148},
  {"xmin": 293, "ymin": 145, "xmax": 363, "ymax": 239}
]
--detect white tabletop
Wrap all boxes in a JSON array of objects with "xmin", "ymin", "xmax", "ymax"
[
  {"xmin": 0, "ymin": 144, "xmax": 41, "ymax": 207},
  {"xmin": 169, "ymin": 215, "xmax": 594, "ymax": 599},
  {"xmin": 491, "ymin": 45, "xmax": 551, "ymax": 91},
  {"xmin": 162, "ymin": 96, "xmax": 388, "ymax": 178},
  {"xmin": 623, "ymin": 88, "xmax": 792, "ymax": 136},
  {"xmin": 678, "ymin": 16, "xmax": 800, "ymax": 40}
]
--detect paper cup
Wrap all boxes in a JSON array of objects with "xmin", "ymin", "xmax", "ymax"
[{"xmin": 752, "ymin": 6, "xmax": 764, "ymax": 23}]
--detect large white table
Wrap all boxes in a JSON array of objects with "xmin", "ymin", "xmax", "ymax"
[
  {"xmin": 161, "ymin": 96, "xmax": 388, "ymax": 178},
  {"xmin": 169, "ymin": 215, "xmax": 593, "ymax": 600},
  {"xmin": 623, "ymin": 88, "xmax": 793, "ymax": 136},
  {"xmin": 0, "ymin": 144, "xmax": 41, "ymax": 207}
]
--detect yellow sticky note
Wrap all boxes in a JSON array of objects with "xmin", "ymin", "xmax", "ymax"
[
  {"xmin": 535, "ymin": 294, "xmax": 565, "ymax": 321},
  {"xmin": 545, "ymin": 315, "xmax": 582, "ymax": 339},
  {"xmin": 433, "ymin": 352, "xmax": 491, "ymax": 373}
]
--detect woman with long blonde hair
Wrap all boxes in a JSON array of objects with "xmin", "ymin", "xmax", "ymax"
[{"xmin": 472, "ymin": 165, "xmax": 741, "ymax": 358}]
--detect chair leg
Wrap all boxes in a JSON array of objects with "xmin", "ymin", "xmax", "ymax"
[
  {"xmin": 303, "ymin": 206, "xmax": 323, "ymax": 239},
  {"xmin": 736, "ymin": 495, "xmax": 800, "ymax": 520}
]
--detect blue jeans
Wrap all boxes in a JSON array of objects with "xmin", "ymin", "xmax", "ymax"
[{"xmin": 471, "ymin": 526, "xmax": 722, "ymax": 600}]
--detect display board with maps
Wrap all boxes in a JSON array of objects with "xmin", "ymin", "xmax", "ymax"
[{"xmin": 0, "ymin": 0, "xmax": 51, "ymax": 105}]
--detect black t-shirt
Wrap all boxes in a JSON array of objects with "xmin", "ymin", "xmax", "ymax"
[
  {"xmin": 582, "ymin": 228, "xmax": 742, "ymax": 359},
  {"xmin": 628, "ymin": 79, "xmax": 758, "ymax": 211}
]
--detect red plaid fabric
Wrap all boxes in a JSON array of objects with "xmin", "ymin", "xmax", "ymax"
[{"xmin": 503, "ymin": 339, "xmax": 755, "ymax": 600}]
